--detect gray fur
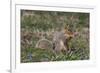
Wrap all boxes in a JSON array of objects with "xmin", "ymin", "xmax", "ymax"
[
  {"xmin": 35, "ymin": 31, "xmax": 70, "ymax": 53},
  {"xmin": 52, "ymin": 31, "xmax": 68, "ymax": 53}
]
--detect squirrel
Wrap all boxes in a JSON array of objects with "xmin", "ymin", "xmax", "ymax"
[{"xmin": 35, "ymin": 27, "xmax": 78, "ymax": 53}]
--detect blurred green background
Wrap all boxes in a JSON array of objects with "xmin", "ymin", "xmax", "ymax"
[{"xmin": 21, "ymin": 10, "xmax": 89, "ymax": 63}]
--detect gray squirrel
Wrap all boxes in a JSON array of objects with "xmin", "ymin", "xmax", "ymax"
[{"xmin": 35, "ymin": 28, "xmax": 78, "ymax": 53}]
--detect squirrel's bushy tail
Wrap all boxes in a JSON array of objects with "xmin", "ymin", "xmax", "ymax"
[{"xmin": 35, "ymin": 38, "xmax": 53, "ymax": 50}]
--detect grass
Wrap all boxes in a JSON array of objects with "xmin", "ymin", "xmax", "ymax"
[
  {"xmin": 21, "ymin": 47, "xmax": 89, "ymax": 63},
  {"xmin": 21, "ymin": 10, "xmax": 89, "ymax": 63}
]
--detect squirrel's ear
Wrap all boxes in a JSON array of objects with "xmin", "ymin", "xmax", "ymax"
[
  {"xmin": 65, "ymin": 24, "xmax": 69, "ymax": 29},
  {"xmin": 64, "ymin": 25, "xmax": 69, "ymax": 32},
  {"xmin": 64, "ymin": 25, "xmax": 68, "ymax": 30}
]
